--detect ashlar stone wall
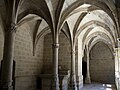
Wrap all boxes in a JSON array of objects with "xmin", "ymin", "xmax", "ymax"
[
  {"xmin": 90, "ymin": 42, "xmax": 115, "ymax": 83},
  {"xmin": 14, "ymin": 23, "xmax": 44, "ymax": 90},
  {"xmin": 43, "ymin": 32, "xmax": 71, "ymax": 74}
]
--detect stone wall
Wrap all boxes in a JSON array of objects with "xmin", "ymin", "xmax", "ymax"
[
  {"xmin": 42, "ymin": 33, "xmax": 53, "ymax": 74},
  {"xmin": 0, "ymin": 22, "xmax": 88, "ymax": 90},
  {"xmin": 43, "ymin": 32, "xmax": 71, "ymax": 74},
  {"xmin": 90, "ymin": 42, "xmax": 115, "ymax": 83},
  {"xmin": 14, "ymin": 23, "xmax": 44, "ymax": 90},
  {"xmin": 0, "ymin": 24, "xmax": 72, "ymax": 90},
  {"xmin": 59, "ymin": 33, "xmax": 71, "ymax": 72}
]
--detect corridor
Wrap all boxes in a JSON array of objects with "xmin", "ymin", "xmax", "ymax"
[
  {"xmin": 0, "ymin": 0, "xmax": 120, "ymax": 90},
  {"xmin": 81, "ymin": 84, "xmax": 116, "ymax": 90}
]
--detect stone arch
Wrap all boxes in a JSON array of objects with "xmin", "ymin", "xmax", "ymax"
[
  {"xmin": 76, "ymin": 20, "xmax": 115, "ymax": 41},
  {"xmin": 87, "ymin": 33, "xmax": 113, "ymax": 49},
  {"xmin": 34, "ymin": 26, "xmax": 51, "ymax": 55},
  {"xmin": 75, "ymin": 21, "xmax": 116, "ymax": 50},
  {"xmin": 60, "ymin": 0, "xmax": 117, "ymax": 30},
  {"xmin": 83, "ymin": 31, "xmax": 115, "ymax": 51},
  {"xmin": 61, "ymin": 21, "xmax": 72, "ymax": 46},
  {"xmin": 82, "ymin": 27, "xmax": 115, "ymax": 48},
  {"xmin": 17, "ymin": 6, "xmax": 53, "ymax": 31},
  {"xmin": 89, "ymin": 39, "xmax": 114, "ymax": 55},
  {"xmin": 89, "ymin": 41, "xmax": 115, "ymax": 83},
  {"xmin": 17, "ymin": 14, "xmax": 42, "ymax": 29}
]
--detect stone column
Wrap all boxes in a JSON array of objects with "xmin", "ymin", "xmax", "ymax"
[
  {"xmin": 52, "ymin": 43, "xmax": 59, "ymax": 90},
  {"xmin": 114, "ymin": 48, "xmax": 119, "ymax": 89},
  {"xmin": 117, "ymin": 39, "xmax": 120, "ymax": 90},
  {"xmin": 0, "ymin": 25, "xmax": 16, "ymax": 90},
  {"xmin": 70, "ymin": 48, "xmax": 77, "ymax": 90},
  {"xmin": 115, "ymin": 48, "xmax": 118, "ymax": 73},
  {"xmin": 76, "ymin": 38, "xmax": 83, "ymax": 89},
  {"xmin": 85, "ymin": 50, "xmax": 91, "ymax": 83}
]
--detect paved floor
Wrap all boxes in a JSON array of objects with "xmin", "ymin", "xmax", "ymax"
[{"xmin": 81, "ymin": 83, "xmax": 116, "ymax": 90}]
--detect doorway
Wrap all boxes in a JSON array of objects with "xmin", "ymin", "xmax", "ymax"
[{"xmin": 82, "ymin": 49, "xmax": 87, "ymax": 84}]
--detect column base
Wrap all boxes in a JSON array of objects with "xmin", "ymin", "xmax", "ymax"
[
  {"xmin": 50, "ymin": 78, "xmax": 59, "ymax": 90},
  {"xmin": 0, "ymin": 86, "xmax": 13, "ymax": 90},
  {"xmin": 69, "ymin": 85, "xmax": 77, "ymax": 90},
  {"xmin": 0, "ymin": 80, "xmax": 13, "ymax": 90},
  {"xmin": 69, "ymin": 75, "xmax": 77, "ymax": 90},
  {"xmin": 51, "ymin": 86, "xmax": 59, "ymax": 90},
  {"xmin": 85, "ymin": 77, "xmax": 91, "ymax": 84},
  {"xmin": 50, "ymin": 83, "xmax": 59, "ymax": 90},
  {"xmin": 76, "ymin": 75, "xmax": 83, "ymax": 90}
]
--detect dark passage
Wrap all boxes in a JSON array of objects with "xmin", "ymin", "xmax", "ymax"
[{"xmin": 82, "ymin": 61, "xmax": 87, "ymax": 84}]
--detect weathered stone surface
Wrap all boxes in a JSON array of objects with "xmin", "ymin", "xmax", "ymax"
[
  {"xmin": 14, "ymin": 24, "xmax": 44, "ymax": 90},
  {"xmin": 43, "ymin": 32, "xmax": 71, "ymax": 74},
  {"xmin": 90, "ymin": 42, "xmax": 115, "ymax": 83}
]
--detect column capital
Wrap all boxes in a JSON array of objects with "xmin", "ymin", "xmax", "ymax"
[
  {"xmin": 71, "ymin": 50, "xmax": 75, "ymax": 54},
  {"xmin": 0, "ymin": 79, "xmax": 13, "ymax": 87},
  {"xmin": 6, "ymin": 23, "xmax": 17, "ymax": 33},
  {"xmin": 52, "ymin": 43, "xmax": 59, "ymax": 48},
  {"xmin": 117, "ymin": 38, "xmax": 120, "ymax": 48},
  {"xmin": 10, "ymin": 23, "xmax": 17, "ymax": 33}
]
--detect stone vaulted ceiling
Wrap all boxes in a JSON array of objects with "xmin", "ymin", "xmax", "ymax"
[{"xmin": 0, "ymin": 0, "xmax": 120, "ymax": 52}]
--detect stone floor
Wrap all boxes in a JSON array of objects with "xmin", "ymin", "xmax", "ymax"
[{"xmin": 81, "ymin": 83, "xmax": 116, "ymax": 90}]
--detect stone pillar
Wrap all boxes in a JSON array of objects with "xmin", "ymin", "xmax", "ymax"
[
  {"xmin": 117, "ymin": 39, "xmax": 120, "ymax": 90},
  {"xmin": 0, "ymin": 25, "xmax": 16, "ymax": 90},
  {"xmin": 114, "ymin": 48, "xmax": 119, "ymax": 89},
  {"xmin": 115, "ymin": 48, "xmax": 118, "ymax": 73},
  {"xmin": 85, "ymin": 50, "xmax": 91, "ymax": 83},
  {"xmin": 76, "ymin": 38, "xmax": 83, "ymax": 89},
  {"xmin": 70, "ymin": 49, "xmax": 77, "ymax": 90},
  {"xmin": 52, "ymin": 43, "xmax": 59, "ymax": 90}
]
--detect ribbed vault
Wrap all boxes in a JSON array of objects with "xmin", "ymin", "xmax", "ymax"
[
  {"xmin": 0, "ymin": 0, "xmax": 119, "ymax": 52},
  {"xmin": 0, "ymin": 0, "xmax": 120, "ymax": 90}
]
